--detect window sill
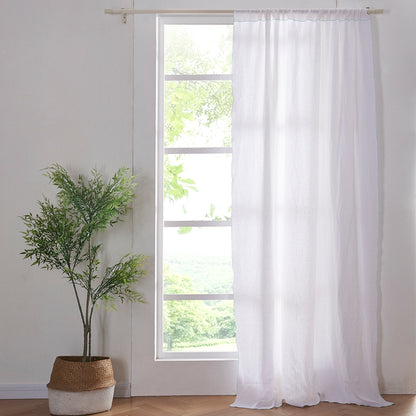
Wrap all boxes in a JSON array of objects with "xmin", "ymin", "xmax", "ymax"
[{"xmin": 156, "ymin": 351, "xmax": 238, "ymax": 361}]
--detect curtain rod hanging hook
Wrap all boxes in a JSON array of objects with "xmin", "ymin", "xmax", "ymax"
[{"xmin": 121, "ymin": 8, "xmax": 127, "ymax": 24}]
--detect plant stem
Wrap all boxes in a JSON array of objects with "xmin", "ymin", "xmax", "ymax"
[
  {"xmin": 84, "ymin": 238, "xmax": 93, "ymax": 362},
  {"xmin": 84, "ymin": 292, "xmax": 90, "ymax": 362},
  {"xmin": 71, "ymin": 280, "xmax": 85, "ymax": 327},
  {"xmin": 88, "ymin": 303, "xmax": 94, "ymax": 361},
  {"xmin": 83, "ymin": 325, "xmax": 88, "ymax": 361}
]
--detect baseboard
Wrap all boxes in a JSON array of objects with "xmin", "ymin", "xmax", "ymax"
[
  {"xmin": 114, "ymin": 382, "xmax": 131, "ymax": 397},
  {"xmin": 0, "ymin": 382, "xmax": 131, "ymax": 399},
  {"xmin": 0, "ymin": 384, "xmax": 47, "ymax": 399}
]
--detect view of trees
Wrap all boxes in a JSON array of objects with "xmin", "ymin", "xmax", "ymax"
[
  {"xmin": 163, "ymin": 266, "xmax": 235, "ymax": 351},
  {"xmin": 163, "ymin": 25, "xmax": 233, "ymax": 203},
  {"xmin": 162, "ymin": 25, "xmax": 235, "ymax": 351}
]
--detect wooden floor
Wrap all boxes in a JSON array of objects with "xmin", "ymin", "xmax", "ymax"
[{"xmin": 1, "ymin": 395, "xmax": 414, "ymax": 416}]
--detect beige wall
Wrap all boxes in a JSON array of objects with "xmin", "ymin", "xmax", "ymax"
[{"xmin": 0, "ymin": 0, "xmax": 415, "ymax": 395}]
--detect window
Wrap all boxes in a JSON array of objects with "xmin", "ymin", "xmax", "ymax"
[{"xmin": 157, "ymin": 19, "xmax": 235, "ymax": 359}]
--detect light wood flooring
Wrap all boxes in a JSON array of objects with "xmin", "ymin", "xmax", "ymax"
[{"xmin": 1, "ymin": 395, "xmax": 414, "ymax": 416}]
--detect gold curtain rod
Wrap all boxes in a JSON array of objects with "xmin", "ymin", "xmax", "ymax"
[{"xmin": 104, "ymin": 8, "xmax": 384, "ymax": 23}]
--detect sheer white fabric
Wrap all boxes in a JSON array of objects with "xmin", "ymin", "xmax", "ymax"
[{"xmin": 232, "ymin": 9, "xmax": 390, "ymax": 409}]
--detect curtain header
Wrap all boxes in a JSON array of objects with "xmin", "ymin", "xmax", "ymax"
[{"xmin": 234, "ymin": 9, "xmax": 370, "ymax": 22}]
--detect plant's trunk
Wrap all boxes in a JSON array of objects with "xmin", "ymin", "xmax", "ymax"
[
  {"xmin": 88, "ymin": 304, "xmax": 94, "ymax": 361},
  {"xmin": 83, "ymin": 325, "xmax": 89, "ymax": 362},
  {"xmin": 83, "ymin": 238, "xmax": 93, "ymax": 362},
  {"xmin": 82, "ymin": 323, "xmax": 93, "ymax": 362},
  {"xmin": 88, "ymin": 327, "xmax": 92, "ymax": 361},
  {"xmin": 69, "ymin": 271, "xmax": 88, "ymax": 362},
  {"xmin": 83, "ymin": 294, "xmax": 91, "ymax": 362}
]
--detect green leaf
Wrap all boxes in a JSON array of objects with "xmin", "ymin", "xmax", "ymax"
[{"xmin": 178, "ymin": 227, "xmax": 192, "ymax": 235}]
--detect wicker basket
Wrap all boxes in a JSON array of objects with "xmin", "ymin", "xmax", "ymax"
[{"xmin": 47, "ymin": 356, "xmax": 116, "ymax": 392}]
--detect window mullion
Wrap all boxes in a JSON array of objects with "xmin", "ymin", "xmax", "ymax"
[
  {"xmin": 164, "ymin": 294, "xmax": 234, "ymax": 301},
  {"xmin": 165, "ymin": 74, "xmax": 232, "ymax": 81},
  {"xmin": 164, "ymin": 220, "xmax": 231, "ymax": 227},
  {"xmin": 164, "ymin": 147, "xmax": 232, "ymax": 154}
]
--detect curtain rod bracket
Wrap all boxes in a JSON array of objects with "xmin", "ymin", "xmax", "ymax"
[{"xmin": 366, "ymin": 6, "xmax": 383, "ymax": 14}]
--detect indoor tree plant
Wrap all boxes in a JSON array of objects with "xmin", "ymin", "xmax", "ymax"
[{"xmin": 20, "ymin": 164, "xmax": 146, "ymax": 415}]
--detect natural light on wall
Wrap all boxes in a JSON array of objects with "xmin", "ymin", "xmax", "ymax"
[{"xmin": 157, "ymin": 19, "xmax": 235, "ymax": 358}]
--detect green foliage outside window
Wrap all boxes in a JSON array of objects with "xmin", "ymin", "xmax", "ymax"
[
  {"xmin": 163, "ymin": 25, "xmax": 233, "ymax": 204},
  {"xmin": 163, "ymin": 266, "xmax": 235, "ymax": 351},
  {"xmin": 163, "ymin": 25, "xmax": 236, "ymax": 352}
]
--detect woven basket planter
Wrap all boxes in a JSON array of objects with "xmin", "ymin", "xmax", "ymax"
[{"xmin": 47, "ymin": 356, "xmax": 116, "ymax": 416}]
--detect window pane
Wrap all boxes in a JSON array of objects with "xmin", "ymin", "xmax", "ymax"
[
  {"xmin": 164, "ymin": 153, "xmax": 231, "ymax": 221},
  {"xmin": 164, "ymin": 227, "xmax": 232, "ymax": 294},
  {"xmin": 165, "ymin": 25, "xmax": 232, "ymax": 75},
  {"xmin": 164, "ymin": 81, "xmax": 232, "ymax": 148},
  {"xmin": 163, "ymin": 300, "xmax": 236, "ymax": 352},
  {"xmin": 160, "ymin": 23, "xmax": 233, "ymax": 359}
]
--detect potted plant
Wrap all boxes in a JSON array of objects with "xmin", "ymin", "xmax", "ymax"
[{"xmin": 20, "ymin": 164, "xmax": 146, "ymax": 415}]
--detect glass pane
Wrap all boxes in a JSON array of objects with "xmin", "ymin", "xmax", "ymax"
[
  {"xmin": 164, "ymin": 154, "xmax": 231, "ymax": 221},
  {"xmin": 163, "ymin": 300, "xmax": 236, "ymax": 352},
  {"xmin": 165, "ymin": 25, "xmax": 232, "ymax": 75},
  {"xmin": 164, "ymin": 80, "xmax": 232, "ymax": 148},
  {"xmin": 164, "ymin": 227, "xmax": 232, "ymax": 294}
]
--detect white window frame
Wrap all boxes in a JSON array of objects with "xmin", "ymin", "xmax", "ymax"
[{"xmin": 156, "ymin": 14, "xmax": 236, "ymax": 361}]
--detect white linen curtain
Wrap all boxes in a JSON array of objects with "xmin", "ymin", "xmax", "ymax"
[{"xmin": 232, "ymin": 9, "xmax": 390, "ymax": 409}]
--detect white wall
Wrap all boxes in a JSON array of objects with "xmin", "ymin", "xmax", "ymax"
[
  {"xmin": 0, "ymin": 0, "xmax": 135, "ymax": 392},
  {"xmin": 0, "ymin": 0, "xmax": 415, "ymax": 396},
  {"xmin": 373, "ymin": 0, "xmax": 416, "ymax": 393}
]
